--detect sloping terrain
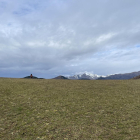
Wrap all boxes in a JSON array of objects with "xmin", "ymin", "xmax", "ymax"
[
  {"xmin": 67, "ymin": 71, "xmax": 140, "ymax": 80},
  {"xmin": 53, "ymin": 75, "xmax": 68, "ymax": 79},
  {"xmin": 24, "ymin": 76, "xmax": 38, "ymax": 79},
  {"xmin": 24, "ymin": 76, "xmax": 44, "ymax": 79},
  {"xmin": 97, "ymin": 71, "xmax": 140, "ymax": 80},
  {"xmin": 132, "ymin": 75, "xmax": 140, "ymax": 79}
]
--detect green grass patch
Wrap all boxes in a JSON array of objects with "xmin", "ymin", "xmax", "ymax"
[{"xmin": 0, "ymin": 78, "xmax": 140, "ymax": 139}]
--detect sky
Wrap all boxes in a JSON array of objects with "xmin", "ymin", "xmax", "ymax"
[{"xmin": 0, "ymin": 0, "xmax": 140, "ymax": 78}]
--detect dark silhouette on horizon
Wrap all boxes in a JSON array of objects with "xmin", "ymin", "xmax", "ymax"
[
  {"xmin": 23, "ymin": 74, "xmax": 44, "ymax": 79},
  {"xmin": 30, "ymin": 74, "xmax": 33, "ymax": 78}
]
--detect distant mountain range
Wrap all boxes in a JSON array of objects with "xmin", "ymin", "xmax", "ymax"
[
  {"xmin": 66, "ymin": 71, "xmax": 140, "ymax": 80},
  {"xmin": 23, "ymin": 71, "xmax": 140, "ymax": 80},
  {"xmin": 97, "ymin": 71, "xmax": 140, "ymax": 80}
]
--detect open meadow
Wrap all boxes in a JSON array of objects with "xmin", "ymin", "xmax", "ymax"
[{"xmin": 0, "ymin": 78, "xmax": 140, "ymax": 140}]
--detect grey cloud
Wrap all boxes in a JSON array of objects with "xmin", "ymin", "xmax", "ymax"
[{"xmin": 0, "ymin": 0, "xmax": 140, "ymax": 78}]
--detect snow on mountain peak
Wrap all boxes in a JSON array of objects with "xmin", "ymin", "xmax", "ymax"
[{"xmin": 67, "ymin": 72, "xmax": 105, "ymax": 80}]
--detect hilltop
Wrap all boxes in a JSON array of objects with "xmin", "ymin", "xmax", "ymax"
[
  {"xmin": 53, "ymin": 75, "xmax": 68, "ymax": 79},
  {"xmin": 24, "ymin": 75, "xmax": 44, "ymax": 79}
]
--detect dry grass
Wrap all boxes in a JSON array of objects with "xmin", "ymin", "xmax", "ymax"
[{"xmin": 0, "ymin": 78, "xmax": 140, "ymax": 140}]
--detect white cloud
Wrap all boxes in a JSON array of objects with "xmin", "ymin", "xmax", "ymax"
[{"xmin": 0, "ymin": 0, "xmax": 140, "ymax": 78}]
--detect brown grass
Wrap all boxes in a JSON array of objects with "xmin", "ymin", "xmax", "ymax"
[{"xmin": 0, "ymin": 78, "xmax": 140, "ymax": 139}]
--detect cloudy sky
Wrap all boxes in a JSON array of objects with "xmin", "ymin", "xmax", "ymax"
[{"xmin": 0, "ymin": 0, "xmax": 140, "ymax": 78}]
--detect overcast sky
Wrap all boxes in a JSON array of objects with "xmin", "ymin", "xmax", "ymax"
[{"xmin": 0, "ymin": 0, "xmax": 140, "ymax": 78}]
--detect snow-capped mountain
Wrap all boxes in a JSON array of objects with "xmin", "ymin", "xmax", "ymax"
[
  {"xmin": 67, "ymin": 72, "xmax": 105, "ymax": 80},
  {"xmin": 65, "ymin": 71, "xmax": 140, "ymax": 80},
  {"xmin": 97, "ymin": 71, "xmax": 140, "ymax": 80}
]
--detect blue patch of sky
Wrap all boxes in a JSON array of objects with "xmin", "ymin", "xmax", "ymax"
[
  {"xmin": 0, "ymin": 1, "xmax": 7, "ymax": 12},
  {"xmin": 27, "ymin": 3, "xmax": 40, "ymax": 10},
  {"xmin": 0, "ymin": 1, "xmax": 6, "ymax": 8},
  {"xmin": 13, "ymin": 2, "xmax": 41, "ymax": 16},
  {"xmin": 13, "ymin": 8, "xmax": 32, "ymax": 16},
  {"xmin": 7, "ymin": 23, "xmax": 12, "ymax": 26},
  {"xmin": 135, "ymin": 44, "xmax": 140, "ymax": 48}
]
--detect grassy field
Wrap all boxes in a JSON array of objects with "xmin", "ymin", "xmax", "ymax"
[{"xmin": 0, "ymin": 78, "xmax": 140, "ymax": 140}]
